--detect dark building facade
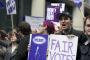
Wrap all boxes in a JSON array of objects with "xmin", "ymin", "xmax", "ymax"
[{"xmin": 0, "ymin": 0, "xmax": 32, "ymax": 32}]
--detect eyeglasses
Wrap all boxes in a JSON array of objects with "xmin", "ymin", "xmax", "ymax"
[{"xmin": 86, "ymin": 24, "xmax": 90, "ymax": 27}]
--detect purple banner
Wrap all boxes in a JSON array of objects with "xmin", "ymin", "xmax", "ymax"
[
  {"xmin": 46, "ymin": 3, "xmax": 65, "ymax": 22},
  {"xmin": 27, "ymin": 34, "xmax": 48, "ymax": 60}
]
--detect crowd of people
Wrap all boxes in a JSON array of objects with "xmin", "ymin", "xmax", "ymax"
[{"xmin": 0, "ymin": 11, "xmax": 90, "ymax": 60}]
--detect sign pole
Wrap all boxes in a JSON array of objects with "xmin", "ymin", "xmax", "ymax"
[
  {"xmin": 6, "ymin": 0, "xmax": 16, "ymax": 31},
  {"xmin": 11, "ymin": 15, "xmax": 14, "ymax": 31}
]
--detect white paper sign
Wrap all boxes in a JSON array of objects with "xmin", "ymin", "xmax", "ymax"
[
  {"xmin": 6, "ymin": 0, "xmax": 16, "ymax": 15},
  {"xmin": 47, "ymin": 35, "xmax": 78, "ymax": 60},
  {"xmin": 25, "ymin": 16, "xmax": 44, "ymax": 30}
]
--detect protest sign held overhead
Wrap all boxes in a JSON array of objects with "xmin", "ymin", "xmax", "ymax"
[
  {"xmin": 28, "ymin": 34, "xmax": 48, "ymax": 60},
  {"xmin": 0, "ymin": 0, "xmax": 5, "ymax": 9},
  {"xmin": 25, "ymin": 16, "xmax": 44, "ymax": 30},
  {"xmin": 73, "ymin": 0, "xmax": 82, "ymax": 8},
  {"xmin": 6, "ymin": 0, "xmax": 16, "ymax": 15},
  {"xmin": 47, "ymin": 35, "xmax": 78, "ymax": 60},
  {"xmin": 46, "ymin": 3, "xmax": 65, "ymax": 22}
]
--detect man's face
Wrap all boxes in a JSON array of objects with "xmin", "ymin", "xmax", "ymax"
[
  {"xmin": 85, "ymin": 19, "xmax": 90, "ymax": 35},
  {"xmin": 59, "ymin": 16, "xmax": 72, "ymax": 30}
]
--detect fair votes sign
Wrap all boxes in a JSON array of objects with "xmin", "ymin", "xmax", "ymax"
[
  {"xmin": 47, "ymin": 35, "xmax": 78, "ymax": 60},
  {"xmin": 6, "ymin": 0, "xmax": 16, "ymax": 15}
]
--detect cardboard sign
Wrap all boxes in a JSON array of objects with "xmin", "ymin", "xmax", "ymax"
[
  {"xmin": 6, "ymin": 0, "xmax": 16, "ymax": 15},
  {"xmin": 28, "ymin": 34, "xmax": 48, "ymax": 60},
  {"xmin": 47, "ymin": 35, "xmax": 78, "ymax": 60}
]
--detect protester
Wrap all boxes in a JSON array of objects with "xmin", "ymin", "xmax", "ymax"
[
  {"xmin": 11, "ymin": 21, "xmax": 32, "ymax": 60},
  {"xmin": 56, "ymin": 11, "xmax": 87, "ymax": 60},
  {"xmin": 84, "ymin": 15, "xmax": 90, "ymax": 39},
  {"xmin": 0, "ymin": 30, "xmax": 11, "ymax": 60},
  {"xmin": 37, "ymin": 20, "xmax": 55, "ymax": 34},
  {"xmin": 80, "ymin": 15, "xmax": 90, "ymax": 60},
  {"xmin": 4, "ymin": 31, "xmax": 18, "ymax": 60}
]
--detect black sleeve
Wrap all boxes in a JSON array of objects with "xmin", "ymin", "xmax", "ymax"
[{"xmin": 78, "ymin": 32, "xmax": 87, "ymax": 44}]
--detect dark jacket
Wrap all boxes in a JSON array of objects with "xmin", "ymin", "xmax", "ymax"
[
  {"xmin": 0, "ymin": 40, "xmax": 11, "ymax": 48},
  {"xmin": 80, "ymin": 41, "xmax": 90, "ymax": 60},
  {"xmin": 0, "ymin": 40, "xmax": 11, "ymax": 60},
  {"xmin": 11, "ymin": 35, "xmax": 30, "ymax": 60},
  {"xmin": 4, "ymin": 46, "xmax": 12, "ymax": 60},
  {"xmin": 4, "ymin": 43, "xmax": 18, "ymax": 60},
  {"xmin": 71, "ymin": 29, "xmax": 87, "ymax": 60},
  {"xmin": 0, "ymin": 45, "xmax": 6, "ymax": 60}
]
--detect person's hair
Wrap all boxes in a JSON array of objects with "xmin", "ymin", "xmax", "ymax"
[
  {"xmin": 18, "ymin": 21, "xmax": 31, "ymax": 35},
  {"xmin": 43, "ymin": 20, "xmax": 55, "ymax": 34},
  {"xmin": 84, "ymin": 15, "xmax": 90, "ymax": 32},
  {"xmin": 59, "ymin": 14, "xmax": 72, "ymax": 20},
  {"xmin": 0, "ymin": 30, "xmax": 7, "ymax": 40}
]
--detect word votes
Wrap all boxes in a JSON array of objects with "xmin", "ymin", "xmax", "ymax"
[{"xmin": 49, "ymin": 51, "xmax": 75, "ymax": 60}]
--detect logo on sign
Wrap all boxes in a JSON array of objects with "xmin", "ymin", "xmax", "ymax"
[
  {"xmin": 6, "ymin": 0, "xmax": 16, "ymax": 14},
  {"xmin": 33, "ymin": 36, "xmax": 46, "ymax": 44}
]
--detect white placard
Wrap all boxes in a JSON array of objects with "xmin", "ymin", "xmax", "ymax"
[
  {"xmin": 25, "ymin": 16, "xmax": 44, "ymax": 30},
  {"xmin": 6, "ymin": 0, "xmax": 16, "ymax": 15},
  {"xmin": 47, "ymin": 35, "xmax": 78, "ymax": 60}
]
